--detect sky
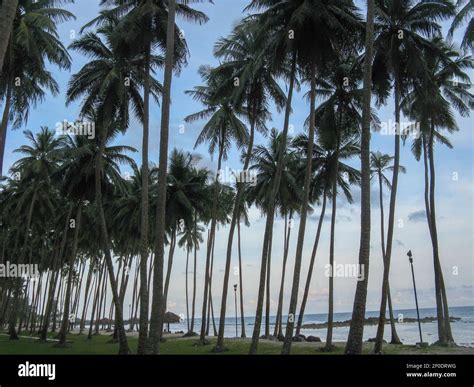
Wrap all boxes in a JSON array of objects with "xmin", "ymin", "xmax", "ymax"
[{"xmin": 2, "ymin": 0, "xmax": 473, "ymax": 318}]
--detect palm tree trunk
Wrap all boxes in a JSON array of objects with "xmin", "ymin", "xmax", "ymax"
[
  {"xmin": 296, "ymin": 192, "xmax": 327, "ymax": 337},
  {"xmin": 95, "ymin": 125, "xmax": 129, "ymax": 353},
  {"xmin": 72, "ymin": 259, "xmax": 86, "ymax": 331},
  {"xmin": 185, "ymin": 249, "xmax": 190, "ymax": 332},
  {"xmin": 264, "ymin": 223, "xmax": 273, "ymax": 338},
  {"xmin": 428, "ymin": 123, "xmax": 454, "ymax": 344},
  {"xmin": 95, "ymin": 267, "xmax": 107, "ymax": 335},
  {"xmin": 0, "ymin": 0, "xmax": 18, "ymax": 78},
  {"xmin": 88, "ymin": 260, "xmax": 104, "ymax": 340},
  {"xmin": 274, "ymin": 211, "xmax": 292, "ymax": 338},
  {"xmin": 51, "ymin": 271, "xmax": 63, "ymax": 333},
  {"xmin": 374, "ymin": 78, "xmax": 402, "ymax": 353},
  {"xmin": 0, "ymin": 79, "xmax": 12, "ymax": 176},
  {"xmin": 79, "ymin": 262, "xmax": 94, "ymax": 334},
  {"xmin": 190, "ymin": 218, "xmax": 198, "ymax": 333},
  {"xmin": 198, "ymin": 145, "xmax": 224, "ymax": 344},
  {"xmin": 250, "ymin": 50, "xmax": 297, "ymax": 355},
  {"xmin": 57, "ymin": 204, "xmax": 82, "ymax": 345},
  {"xmin": 207, "ymin": 232, "xmax": 217, "ymax": 336},
  {"xmin": 325, "ymin": 133, "xmax": 340, "ymax": 351},
  {"xmin": 377, "ymin": 173, "xmax": 401, "ymax": 344},
  {"xmin": 214, "ymin": 110, "xmax": 257, "ymax": 350},
  {"xmin": 281, "ymin": 64, "xmax": 316, "ymax": 354},
  {"xmin": 137, "ymin": 41, "xmax": 151, "ymax": 355},
  {"xmin": 237, "ymin": 219, "xmax": 246, "ymax": 338},
  {"xmin": 345, "ymin": 0, "xmax": 374, "ymax": 354},
  {"xmin": 148, "ymin": 0, "xmax": 176, "ymax": 354},
  {"xmin": 209, "ymin": 287, "xmax": 218, "ymax": 336},
  {"xmin": 129, "ymin": 259, "xmax": 139, "ymax": 331},
  {"xmin": 163, "ymin": 228, "xmax": 177, "ymax": 315}
]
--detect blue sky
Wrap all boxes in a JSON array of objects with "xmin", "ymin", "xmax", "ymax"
[{"xmin": 2, "ymin": 0, "xmax": 473, "ymax": 316}]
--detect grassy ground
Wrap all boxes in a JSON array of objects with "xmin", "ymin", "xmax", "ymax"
[{"xmin": 0, "ymin": 332, "xmax": 470, "ymax": 355}]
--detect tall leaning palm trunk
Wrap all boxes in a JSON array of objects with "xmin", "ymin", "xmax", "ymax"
[
  {"xmin": 185, "ymin": 247, "xmax": 190, "ymax": 331},
  {"xmin": 237, "ymin": 219, "xmax": 246, "ymax": 338},
  {"xmin": 214, "ymin": 109, "xmax": 257, "ymax": 351},
  {"xmin": 427, "ymin": 124, "xmax": 454, "ymax": 343},
  {"xmin": 274, "ymin": 211, "xmax": 293, "ymax": 338},
  {"xmin": 376, "ymin": 167, "xmax": 401, "ymax": 344},
  {"xmin": 137, "ymin": 43, "xmax": 152, "ymax": 355},
  {"xmin": 325, "ymin": 135, "xmax": 340, "ymax": 351},
  {"xmin": 249, "ymin": 52, "xmax": 297, "ymax": 355},
  {"xmin": 295, "ymin": 191, "xmax": 327, "ymax": 337},
  {"xmin": 148, "ymin": 0, "xmax": 176, "ymax": 354},
  {"xmin": 95, "ymin": 118, "xmax": 130, "ymax": 355},
  {"xmin": 199, "ymin": 144, "xmax": 224, "ymax": 344},
  {"xmin": 0, "ymin": 79, "xmax": 12, "ymax": 175},
  {"xmin": 0, "ymin": 0, "xmax": 18, "ymax": 77},
  {"xmin": 190, "ymin": 218, "xmax": 198, "ymax": 332},
  {"xmin": 374, "ymin": 79, "xmax": 401, "ymax": 353},
  {"xmin": 57, "ymin": 204, "xmax": 82, "ymax": 346},
  {"xmin": 281, "ymin": 65, "xmax": 316, "ymax": 355},
  {"xmin": 345, "ymin": 0, "xmax": 374, "ymax": 354}
]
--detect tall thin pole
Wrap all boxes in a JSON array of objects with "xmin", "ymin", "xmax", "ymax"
[
  {"xmin": 233, "ymin": 284, "xmax": 238, "ymax": 338},
  {"xmin": 408, "ymin": 250, "xmax": 423, "ymax": 344}
]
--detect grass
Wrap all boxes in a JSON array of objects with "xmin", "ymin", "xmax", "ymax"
[{"xmin": 0, "ymin": 332, "xmax": 466, "ymax": 355}]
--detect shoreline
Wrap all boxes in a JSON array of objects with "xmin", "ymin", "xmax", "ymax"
[{"xmin": 300, "ymin": 316, "xmax": 462, "ymax": 330}]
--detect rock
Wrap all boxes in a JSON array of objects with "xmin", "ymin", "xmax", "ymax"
[
  {"xmin": 306, "ymin": 335, "xmax": 321, "ymax": 342},
  {"xmin": 292, "ymin": 334, "xmax": 306, "ymax": 342},
  {"xmin": 367, "ymin": 337, "xmax": 387, "ymax": 343},
  {"xmin": 182, "ymin": 331, "xmax": 199, "ymax": 338}
]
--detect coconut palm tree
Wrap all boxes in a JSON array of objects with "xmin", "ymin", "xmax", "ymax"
[
  {"xmin": 448, "ymin": 0, "xmax": 473, "ymax": 51},
  {"xmin": 7, "ymin": 127, "xmax": 64, "ymax": 339},
  {"xmin": 246, "ymin": 0, "xmax": 362, "ymax": 355},
  {"xmin": 371, "ymin": 0, "xmax": 454, "ymax": 354},
  {"xmin": 402, "ymin": 37, "xmax": 473, "ymax": 345},
  {"xmin": 370, "ymin": 151, "xmax": 405, "ymax": 345},
  {"xmin": 95, "ymin": 0, "xmax": 208, "ymax": 355},
  {"xmin": 178, "ymin": 219, "xmax": 204, "ymax": 333},
  {"xmin": 66, "ymin": 15, "xmax": 157, "ymax": 354},
  {"xmin": 246, "ymin": 128, "xmax": 302, "ymax": 339},
  {"xmin": 346, "ymin": 0, "xmax": 376, "ymax": 355},
  {"xmin": 163, "ymin": 149, "xmax": 209, "ymax": 320},
  {"xmin": 185, "ymin": 64, "xmax": 248, "ymax": 345},
  {"xmin": 55, "ymin": 134, "xmax": 136, "ymax": 346},
  {"xmin": 212, "ymin": 17, "xmax": 287, "ymax": 351},
  {"xmin": 0, "ymin": 0, "xmax": 74, "ymax": 175}
]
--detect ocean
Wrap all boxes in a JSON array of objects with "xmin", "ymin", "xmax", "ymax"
[{"xmin": 156, "ymin": 306, "xmax": 474, "ymax": 347}]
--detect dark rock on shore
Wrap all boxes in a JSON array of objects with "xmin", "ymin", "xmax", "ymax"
[
  {"xmin": 306, "ymin": 335, "xmax": 321, "ymax": 342},
  {"xmin": 292, "ymin": 334, "xmax": 306, "ymax": 342},
  {"xmin": 367, "ymin": 337, "xmax": 387, "ymax": 343},
  {"xmin": 182, "ymin": 331, "xmax": 199, "ymax": 338}
]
